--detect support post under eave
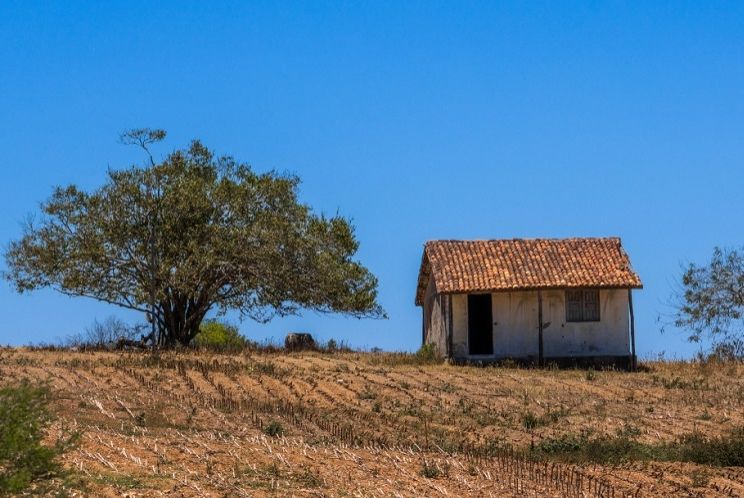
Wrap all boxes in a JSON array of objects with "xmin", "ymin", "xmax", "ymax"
[
  {"xmin": 447, "ymin": 294, "xmax": 454, "ymax": 359},
  {"xmin": 422, "ymin": 307, "xmax": 426, "ymax": 347},
  {"xmin": 628, "ymin": 288, "xmax": 636, "ymax": 372},
  {"xmin": 538, "ymin": 289, "xmax": 544, "ymax": 367}
]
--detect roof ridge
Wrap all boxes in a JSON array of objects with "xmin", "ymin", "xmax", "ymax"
[
  {"xmin": 425, "ymin": 237, "xmax": 622, "ymax": 244},
  {"xmin": 415, "ymin": 236, "xmax": 640, "ymax": 306}
]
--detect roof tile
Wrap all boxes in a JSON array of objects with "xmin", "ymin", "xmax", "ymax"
[{"xmin": 415, "ymin": 237, "xmax": 642, "ymax": 305}]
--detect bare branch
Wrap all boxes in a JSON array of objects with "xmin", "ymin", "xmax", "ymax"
[{"xmin": 119, "ymin": 128, "xmax": 166, "ymax": 167}]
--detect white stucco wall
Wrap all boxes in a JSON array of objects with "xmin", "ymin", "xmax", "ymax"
[
  {"xmin": 423, "ymin": 276, "xmax": 447, "ymax": 356},
  {"xmin": 450, "ymin": 289, "xmax": 631, "ymax": 360},
  {"xmin": 452, "ymin": 294, "xmax": 468, "ymax": 358}
]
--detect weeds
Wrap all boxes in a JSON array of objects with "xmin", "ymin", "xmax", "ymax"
[
  {"xmin": 522, "ymin": 412, "xmax": 540, "ymax": 431},
  {"xmin": 420, "ymin": 460, "xmax": 447, "ymax": 479},
  {"xmin": 697, "ymin": 410, "xmax": 713, "ymax": 421},
  {"xmin": 652, "ymin": 374, "xmax": 707, "ymax": 390},
  {"xmin": 0, "ymin": 381, "xmax": 79, "ymax": 494},
  {"xmin": 264, "ymin": 421, "xmax": 284, "ymax": 437},
  {"xmin": 522, "ymin": 407, "xmax": 570, "ymax": 431},
  {"xmin": 415, "ymin": 343, "xmax": 439, "ymax": 364},
  {"xmin": 534, "ymin": 427, "xmax": 744, "ymax": 466},
  {"xmin": 251, "ymin": 360, "xmax": 289, "ymax": 378},
  {"xmin": 690, "ymin": 468, "xmax": 711, "ymax": 488},
  {"xmin": 296, "ymin": 468, "xmax": 323, "ymax": 487}
]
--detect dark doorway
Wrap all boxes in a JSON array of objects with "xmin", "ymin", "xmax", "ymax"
[{"xmin": 468, "ymin": 294, "xmax": 493, "ymax": 355}]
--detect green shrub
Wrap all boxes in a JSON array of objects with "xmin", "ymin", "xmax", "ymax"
[
  {"xmin": 0, "ymin": 381, "xmax": 78, "ymax": 494},
  {"xmin": 415, "ymin": 343, "xmax": 439, "ymax": 363},
  {"xmin": 520, "ymin": 407, "xmax": 569, "ymax": 431},
  {"xmin": 535, "ymin": 432, "xmax": 653, "ymax": 464},
  {"xmin": 264, "ymin": 421, "xmax": 284, "ymax": 437},
  {"xmin": 192, "ymin": 321, "xmax": 251, "ymax": 351},
  {"xmin": 298, "ymin": 468, "xmax": 323, "ymax": 487},
  {"xmin": 420, "ymin": 461, "xmax": 441, "ymax": 478},
  {"xmin": 533, "ymin": 428, "xmax": 744, "ymax": 467},
  {"xmin": 535, "ymin": 432, "xmax": 590, "ymax": 454},
  {"xmin": 521, "ymin": 411, "xmax": 539, "ymax": 431},
  {"xmin": 669, "ymin": 430, "xmax": 744, "ymax": 466}
]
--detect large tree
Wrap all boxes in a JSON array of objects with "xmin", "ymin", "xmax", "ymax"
[
  {"xmin": 5, "ymin": 129, "xmax": 384, "ymax": 346},
  {"xmin": 671, "ymin": 246, "xmax": 744, "ymax": 358}
]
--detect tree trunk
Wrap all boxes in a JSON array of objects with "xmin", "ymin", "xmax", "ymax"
[{"xmin": 159, "ymin": 298, "xmax": 209, "ymax": 347}]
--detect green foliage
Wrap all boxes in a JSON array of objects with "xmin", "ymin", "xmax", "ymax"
[
  {"xmin": 4, "ymin": 129, "xmax": 385, "ymax": 347},
  {"xmin": 263, "ymin": 421, "xmax": 284, "ymax": 437},
  {"xmin": 192, "ymin": 321, "xmax": 250, "ymax": 351},
  {"xmin": 0, "ymin": 381, "xmax": 78, "ymax": 493},
  {"xmin": 419, "ymin": 461, "xmax": 442, "ymax": 478},
  {"xmin": 652, "ymin": 374, "xmax": 707, "ymax": 390},
  {"xmin": 521, "ymin": 407, "xmax": 569, "ymax": 431},
  {"xmin": 534, "ymin": 427, "xmax": 744, "ymax": 467},
  {"xmin": 521, "ymin": 412, "xmax": 539, "ymax": 431},
  {"xmin": 690, "ymin": 469, "xmax": 711, "ymax": 488},
  {"xmin": 670, "ymin": 247, "xmax": 744, "ymax": 358},
  {"xmin": 415, "ymin": 343, "xmax": 439, "ymax": 363},
  {"xmin": 669, "ymin": 429, "xmax": 744, "ymax": 467},
  {"xmin": 297, "ymin": 468, "xmax": 323, "ymax": 488},
  {"xmin": 135, "ymin": 412, "xmax": 146, "ymax": 426}
]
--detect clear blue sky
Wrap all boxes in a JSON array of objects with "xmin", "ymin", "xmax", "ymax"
[{"xmin": 1, "ymin": 2, "xmax": 743, "ymax": 357}]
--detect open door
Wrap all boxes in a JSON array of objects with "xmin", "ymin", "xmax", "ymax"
[{"xmin": 468, "ymin": 294, "xmax": 493, "ymax": 355}]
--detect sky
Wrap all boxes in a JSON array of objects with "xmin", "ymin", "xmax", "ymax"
[{"xmin": 1, "ymin": 1, "xmax": 743, "ymax": 357}]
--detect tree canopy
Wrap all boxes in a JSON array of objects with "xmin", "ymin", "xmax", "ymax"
[
  {"xmin": 671, "ymin": 246, "xmax": 744, "ymax": 358},
  {"xmin": 5, "ymin": 129, "xmax": 384, "ymax": 346}
]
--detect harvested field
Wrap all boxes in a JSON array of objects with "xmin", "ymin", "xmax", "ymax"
[{"xmin": 1, "ymin": 348, "xmax": 743, "ymax": 497}]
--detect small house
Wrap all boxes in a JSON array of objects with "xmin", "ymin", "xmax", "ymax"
[{"xmin": 415, "ymin": 237, "xmax": 642, "ymax": 365}]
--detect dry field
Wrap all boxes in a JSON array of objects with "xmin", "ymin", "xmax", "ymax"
[{"xmin": 1, "ymin": 348, "xmax": 743, "ymax": 497}]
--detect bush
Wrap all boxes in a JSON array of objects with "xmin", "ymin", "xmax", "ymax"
[
  {"xmin": 705, "ymin": 339, "xmax": 744, "ymax": 363},
  {"xmin": 264, "ymin": 421, "xmax": 284, "ymax": 437},
  {"xmin": 320, "ymin": 338, "xmax": 353, "ymax": 353},
  {"xmin": 534, "ymin": 428, "xmax": 744, "ymax": 467},
  {"xmin": 669, "ymin": 429, "xmax": 744, "ymax": 467},
  {"xmin": 415, "ymin": 343, "xmax": 439, "ymax": 363},
  {"xmin": 66, "ymin": 316, "xmax": 146, "ymax": 348},
  {"xmin": 535, "ymin": 432, "xmax": 653, "ymax": 464},
  {"xmin": 192, "ymin": 321, "xmax": 251, "ymax": 351},
  {"xmin": 522, "ymin": 411, "xmax": 539, "ymax": 431},
  {"xmin": 0, "ymin": 381, "xmax": 78, "ymax": 494},
  {"xmin": 420, "ymin": 460, "xmax": 442, "ymax": 478}
]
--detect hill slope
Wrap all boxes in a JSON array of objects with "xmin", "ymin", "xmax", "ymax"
[{"xmin": 1, "ymin": 349, "xmax": 742, "ymax": 497}]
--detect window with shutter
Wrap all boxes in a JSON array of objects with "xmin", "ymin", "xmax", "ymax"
[
  {"xmin": 566, "ymin": 290, "xmax": 583, "ymax": 322},
  {"xmin": 583, "ymin": 289, "xmax": 599, "ymax": 321},
  {"xmin": 565, "ymin": 289, "xmax": 600, "ymax": 322}
]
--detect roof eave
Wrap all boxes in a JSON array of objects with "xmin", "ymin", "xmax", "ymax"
[{"xmin": 433, "ymin": 283, "xmax": 643, "ymax": 295}]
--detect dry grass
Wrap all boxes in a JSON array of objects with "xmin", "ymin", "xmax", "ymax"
[{"xmin": 1, "ymin": 348, "xmax": 742, "ymax": 497}]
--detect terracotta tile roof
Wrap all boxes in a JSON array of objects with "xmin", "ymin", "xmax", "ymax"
[{"xmin": 415, "ymin": 237, "xmax": 642, "ymax": 305}]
